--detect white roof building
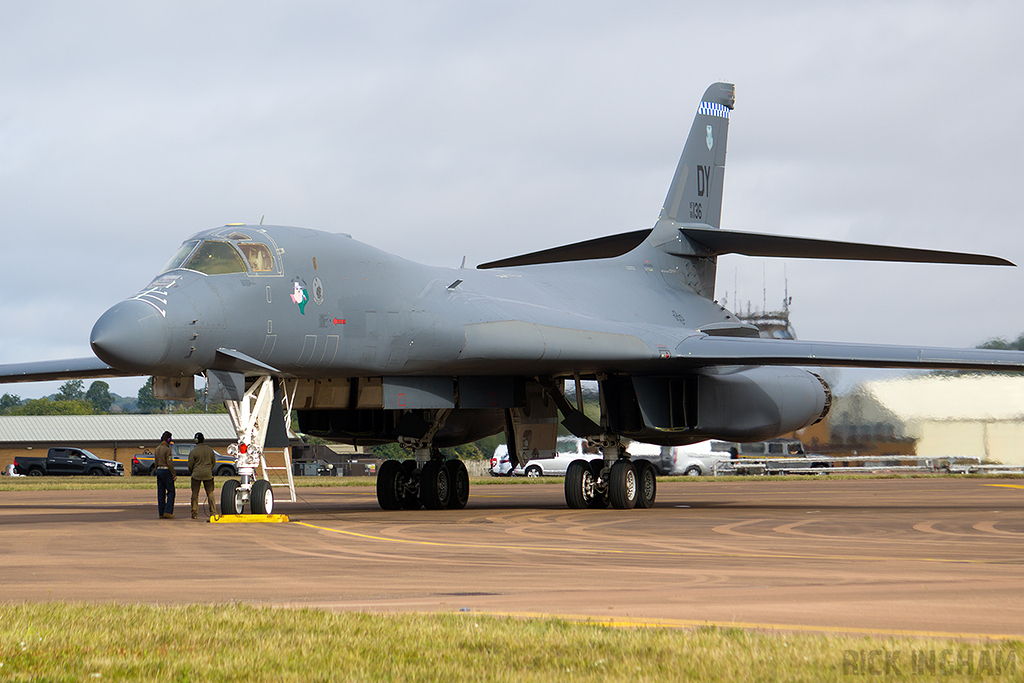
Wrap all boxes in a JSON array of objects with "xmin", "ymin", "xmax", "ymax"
[
  {"xmin": 838, "ymin": 374, "xmax": 1024, "ymax": 465},
  {"xmin": 0, "ymin": 414, "xmax": 237, "ymax": 446}
]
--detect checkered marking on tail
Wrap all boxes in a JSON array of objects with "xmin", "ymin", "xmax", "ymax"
[{"xmin": 698, "ymin": 101, "xmax": 730, "ymax": 118}]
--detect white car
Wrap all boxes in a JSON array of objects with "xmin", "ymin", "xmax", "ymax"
[
  {"xmin": 627, "ymin": 440, "xmax": 733, "ymax": 476},
  {"xmin": 667, "ymin": 442, "xmax": 732, "ymax": 476},
  {"xmin": 488, "ymin": 446, "xmax": 513, "ymax": 476},
  {"xmin": 492, "ymin": 438, "xmax": 730, "ymax": 477},
  {"xmin": 516, "ymin": 450, "xmax": 584, "ymax": 477},
  {"xmin": 490, "ymin": 437, "xmax": 593, "ymax": 477}
]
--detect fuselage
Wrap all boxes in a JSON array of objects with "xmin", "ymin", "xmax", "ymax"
[{"xmin": 90, "ymin": 224, "xmax": 736, "ymax": 380}]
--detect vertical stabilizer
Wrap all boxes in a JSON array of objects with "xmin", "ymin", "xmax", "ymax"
[{"xmin": 659, "ymin": 82, "xmax": 734, "ymax": 227}]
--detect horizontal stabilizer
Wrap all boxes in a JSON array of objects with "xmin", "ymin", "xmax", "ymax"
[
  {"xmin": 680, "ymin": 227, "xmax": 1014, "ymax": 266},
  {"xmin": 0, "ymin": 357, "xmax": 132, "ymax": 384},
  {"xmin": 674, "ymin": 335, "xmax": 1024, "ymax": 371}
]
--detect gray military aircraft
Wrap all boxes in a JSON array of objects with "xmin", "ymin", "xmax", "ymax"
[{"xmin": 4, "ymin": 82, "xmax": 1023, "ymax": 514}]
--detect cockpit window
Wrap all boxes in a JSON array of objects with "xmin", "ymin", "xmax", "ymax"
[
  {"xmin": 238, "ymin": 242, "xmax": 275, "ymax": 272},
  {"xmin": 182, "ymin": 241, "xmax": 247, "ymax": 275},
  {"xmin": 160, "ymin": 240, "xmax": 200, "ymax": 273}
]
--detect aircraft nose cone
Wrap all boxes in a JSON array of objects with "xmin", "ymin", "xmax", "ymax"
[{"xmin": 90, "ymin": 300, "xmax": 171, "ymax": 372}]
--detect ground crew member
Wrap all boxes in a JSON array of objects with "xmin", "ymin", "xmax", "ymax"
[
  {"xmin": 155, "ymin": 431, "xmax": 176, "ymax": 519},
  {"xmin": 188, "ymin": 432, "xmax": 218, "ymax": 519}
]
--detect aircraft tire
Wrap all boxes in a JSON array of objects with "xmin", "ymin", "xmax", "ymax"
[
  {"xmin": 634, "ymin": 459, "xmax": 657, "ymax": 508},
  {"xmin": 564, "ymin": 459, "xmax": 595, "ymax": 509},
  {"xmin": 420, "ymin": 460, "xmax": 450, "ymax": 510},
  {"xmin": 250, "ymin": 479, "xmax": 274, "ymax": 515},
  {"xmin": 609, "ymin": 460, "xmax": 638, "ymax": 510},
  {"xmin": 445, "ymin": 459, "xmax": 470, "ymax": 510},
  {"xmin": 376, "ymin": 460, "xmax": 404, "ymax": 510},
  {"xmin": 221, "ymin": 479, "xmax": 244, "ymax": 515}
]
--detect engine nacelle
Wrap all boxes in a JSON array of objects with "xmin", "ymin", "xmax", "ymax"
[
  {"xmin": 606, "ymin": 367, "xmax": 831, "ymax": 446},
  {"xmin": 689, "ymin": 366, "xmax": 831, "ymax": 439}
]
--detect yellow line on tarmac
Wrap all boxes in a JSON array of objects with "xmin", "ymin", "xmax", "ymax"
[
  {"xmin": 985, "ymin": 484, "xmax": 1024, "ymax": 490},
  {"xmin": 473, "ymin": 611, "xmax": 1024, "ymax": 641},
  {"xmin": 292, "ymin": 522, "xmax": 1010, "ymax": 565}
]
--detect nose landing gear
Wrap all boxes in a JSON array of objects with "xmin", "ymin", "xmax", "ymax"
[{"xmin": 217, "ymin": 375, "xmax": 296, "ymax": 517}]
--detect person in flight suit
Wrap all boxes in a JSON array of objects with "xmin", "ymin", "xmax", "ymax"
[
  {"xmin": 155, "ymin": 431, "xmax": 176, "ymax": 519},
  {"xmin": 187, "ymin": 432, "xmax": 218, "ymax": 519}
]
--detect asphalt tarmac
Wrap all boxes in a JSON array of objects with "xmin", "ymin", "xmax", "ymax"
[{"xmin": 1, "ymin": 477, "xmax": 1021, "ymax": 639}]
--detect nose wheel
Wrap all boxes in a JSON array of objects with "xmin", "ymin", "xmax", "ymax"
[
  {"xmin": 250, "ymin": 479, "xmax": 274, "ymax": 514},
  {"xmin": 221, "ymin": 479, "xmax": 245, "ymax": 515},
  {"xmin": 219, "ymin": 478, "xmax": 275, "ymax": 515}
]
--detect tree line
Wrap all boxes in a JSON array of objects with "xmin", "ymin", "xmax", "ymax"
[{"xmin": 0, "ymin": 378, "xmax": 225, "ymax": 416}]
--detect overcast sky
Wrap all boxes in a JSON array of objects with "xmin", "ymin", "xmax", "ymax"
[{"xmin": 2, "ymin": 1, "xmax": 1023, "ymax": 399}]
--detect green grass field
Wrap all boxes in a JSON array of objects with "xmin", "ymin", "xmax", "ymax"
[{"xmin": 1, "ymin": 604, "xmax": 1020, "ymax": 682}]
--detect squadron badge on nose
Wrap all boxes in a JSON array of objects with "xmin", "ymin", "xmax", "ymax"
[{"xmin": 290, "ymin": 278, "xmax": 309, "ymax": 314}]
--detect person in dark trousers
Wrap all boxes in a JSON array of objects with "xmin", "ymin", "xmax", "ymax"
[
  {"xmin": 155, "ymin": 431, "xmax": 176, "ymax": 519},
  {"xmin": 188, "ymin": 432, "xmax": 218, "ymax": 519}
]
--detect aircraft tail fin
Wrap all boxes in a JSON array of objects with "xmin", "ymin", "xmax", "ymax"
[
  {"xmin": 477, "ymin": 83, "xmax": 735, "ymax": 272},
  {"xmin": 659, "ymin": 82, "xmax": 734, "ymax": 227}
]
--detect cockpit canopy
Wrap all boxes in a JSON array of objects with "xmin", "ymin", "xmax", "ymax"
[{"xmin": 161, "ymin": 239, "xmax": 276, "ymax": 275}]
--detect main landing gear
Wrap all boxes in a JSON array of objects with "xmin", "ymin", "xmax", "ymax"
[
  {"xmin": 563, "ymin": 437, "xmax": 657, "ymax": 510},
  {"xmin": 376, "ymin": 451, "xmax": 470, "ymax": 511},
  {"xmin": 376, "ymin": 409, "xmax": 470, "ymax": 511}
]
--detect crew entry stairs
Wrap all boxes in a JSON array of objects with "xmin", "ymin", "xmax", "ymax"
[{"xmin": 258, "ymin": 444, "xmax": 296, "ymax": 503}]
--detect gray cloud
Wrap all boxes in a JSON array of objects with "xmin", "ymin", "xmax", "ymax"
[{"xmin": 2, "ymin": 1, "xmax": 1022, "ymax": 397}]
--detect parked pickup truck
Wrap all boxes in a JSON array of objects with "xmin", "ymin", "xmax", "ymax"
[
  {"xmin": 131, "ymin": 443, "xmax": 237, "ymax": 477},
  {"xmin": 13, "ymin": 448, "xmax": 124, "ymax": 476}
]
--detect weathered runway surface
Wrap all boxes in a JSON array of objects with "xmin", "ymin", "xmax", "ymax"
[{"xmin": 2, "ymin": 478, "xmax": 1022, "ymax": 638}]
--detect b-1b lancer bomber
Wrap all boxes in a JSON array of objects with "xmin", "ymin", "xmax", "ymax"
[{"xmin": 4, "ymin": 83, "xmax": 1023, "ymax": 514}]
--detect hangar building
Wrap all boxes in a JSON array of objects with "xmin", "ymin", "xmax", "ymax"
[
  {"xmin": 0, "ymin": 414, "xmax": 237, "ymax": 474},
  {"xmin": 827, "ymin": 374, "xmax": 1024, "ymax": 466}
]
